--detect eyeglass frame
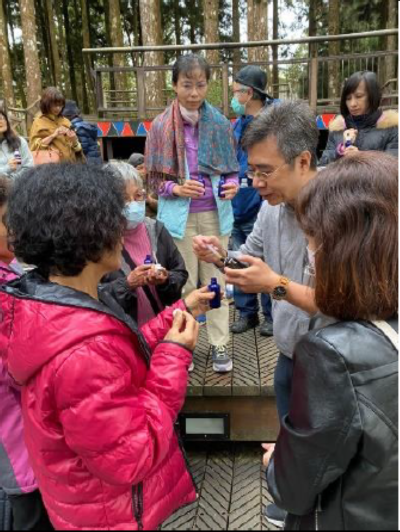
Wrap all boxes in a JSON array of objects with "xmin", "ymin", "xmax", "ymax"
[{"xmin": 247, "ymin": 162, "xmax": 287, "ymax": 182}]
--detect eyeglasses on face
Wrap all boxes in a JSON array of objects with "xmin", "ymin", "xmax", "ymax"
[{"xmin": 247, "ymin": 163, "xmax": 287, "ymax": 182}]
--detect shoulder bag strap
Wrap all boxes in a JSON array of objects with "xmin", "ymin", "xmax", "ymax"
[{"xmin": 372, "ymin": 320, "xmax": 399, "ymax": 350}]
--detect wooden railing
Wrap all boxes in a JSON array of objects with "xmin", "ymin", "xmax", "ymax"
[{"xmin": 83, "ymin": 29, "xmax": 398, "ymax": 119}]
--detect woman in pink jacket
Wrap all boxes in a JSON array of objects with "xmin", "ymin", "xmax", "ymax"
[
  {"xmin": 0, "ymin": 174, "xmax": 53, "ymax": 530},
  {"xmin": 0, "ymin": 164, "xmax": 213, "ymax": 530}
]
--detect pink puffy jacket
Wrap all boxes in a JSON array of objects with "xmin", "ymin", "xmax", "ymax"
[{"xmin": 0, "ymin": 273, "xmax": 196, "ymax": 530}]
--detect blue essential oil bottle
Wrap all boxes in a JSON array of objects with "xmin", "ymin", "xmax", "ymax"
[
  {"xmin": 144, "ymin": 255, "xmax": 153, "ymax": 265},
  {"xmin": 218, "ymin": 176, "xmax": 225, "ymax": 198},
  {"xmin": 208, "ymin": 278, "xmax": 221, "ymax": 309},
  {"xmin": 198, "ymin": 175, "xmax": 206, "ymax": 195}
]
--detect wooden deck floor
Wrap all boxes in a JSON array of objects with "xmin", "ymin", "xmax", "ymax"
[
  {"xmin": 162, "ymin": 443, "xmax": 279, "ymax": 531},
  {"xmin": 188, "ymin": 306, "xmax": 279, "ymax": 398}
]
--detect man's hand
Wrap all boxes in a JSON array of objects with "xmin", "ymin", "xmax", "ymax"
[
  {"xmin": 220, "ymin": 182, "xmax": 239, "ymax": 201},
  {"xmin": 192, "ymin": 235, "xmax": 226, "ymax": 264},
  {"xmin": 173, "ymin": 180, "xmax": 205, "ymax": 199},
  {"xmin": 225, "ymin": 255, "xmax": 280, "ymax": 294},
  {"xmin": 185, "ymin": 286, "xmax": 216, "ymax": 318},
  {"xmin": 127, "ymin": 265, "xmax": 152, "ymax": 289},
  {"xmin": 262, "ymin": 443, "xmax": 275, "ymax": 468}
]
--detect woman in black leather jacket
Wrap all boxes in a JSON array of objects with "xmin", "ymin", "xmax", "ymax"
[{"xmin": 265, "ymin": 151, "xmax": 398, "ymax": 530}]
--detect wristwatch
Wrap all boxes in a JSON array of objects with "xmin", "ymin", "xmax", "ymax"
[{"xmin": 272, "ymin": 276, "xmax": 291, "ymax": 300}]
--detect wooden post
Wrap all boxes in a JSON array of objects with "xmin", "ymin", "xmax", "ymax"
[
  {"xmin": 95, "ymin": 70, "xmax": 104, "ymax": 118},
  {"xmin": 309, "ymin": 44, "xmax": 318, "ymax": 111},
  {"xmin": 222, "ymin": 63, "xmax": 229, "ymax": 117},
  {"xmin": 137, "ymin": 68, "xmax": 146, "ymax": 120}
]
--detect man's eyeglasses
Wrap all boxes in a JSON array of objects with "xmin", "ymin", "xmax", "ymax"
[{"xmin": 247, "ymin": 163, "xmax": 286, "ymax": 182}]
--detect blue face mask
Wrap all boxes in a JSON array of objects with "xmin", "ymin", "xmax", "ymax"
[
  {"xmin": 124, "ymin": 201, "xmax": 146, "ymax": 230},
  {"xmin": 231, "ymin": 97, "xmax": 246, "ymax": 116}
]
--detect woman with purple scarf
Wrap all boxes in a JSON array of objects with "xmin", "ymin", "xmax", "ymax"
[{"xmin": 145, "ymin": 54, "xmax": 239, "ymax": 373}]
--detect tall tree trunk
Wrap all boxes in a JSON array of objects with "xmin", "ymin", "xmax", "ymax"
[
  {"xmin": 232, "ymin": 0, "xmax": 241, "ymax": 71},
  {"xmin": 247, "ymin": 0, "xmax": 255, "ymax": 62},
  {"xmin": 73, "ymin": 0, "xmax": 89, "ymax": 113},
  {"xmin": 254, "ymin": 0, "xmax": 268, "ymax": 63},
  {"xmin": 204, "ymin": 0, "xmax": 219, "ymax": 69},
  {"xmin": 55, "ymin": 0, "xmax": 72, "ymax": 97},
  {"xmin": 385, "ymin": 0, "xmax": 397, "ymax": 82},
  {"xmin": 272, "ymin": 0, "xmax": 279, "ymax": 98},
  {"xmin": 46, "ymin": 0, "xmax": 62, "ymax": 87},
  {"xmin": 0, "ymin": 0, "xmax": 15, "ymax": 106},
  {"xmin": 139, "ymin": 0, "xmax": 165, "ymax": 113},
  {"xmin": 6, "ymin": 2, "xmax": 27, "ymax": 108},
  {"xmin": 174, "ymin": 0, "xmax": 181, "ymax": 45},
  {"xmin": 19, "ymin": 0, "xmax": 42, "ymax": 106},
  {"xmin": 36, "ymin": 0, "xmax": 53, "ymax": 86},
  {"xmin": 81, "ymin": 0, "xmax": 96, "ymax": 112},
  {"xmin": 108, "ymin": 0, "xmax": 127, "ymax": 101},
  {"xmin": 62, "ymin": 0, "xmax": 78, "ymax": 102},
  {"xmin": 328, "ymin": 0, "xmax": 340, "ymax": 99}
]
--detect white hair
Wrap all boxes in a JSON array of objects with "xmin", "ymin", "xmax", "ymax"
[{"xmin": 104, "ymin": 161, "xmax": 143, "ymax": 189}]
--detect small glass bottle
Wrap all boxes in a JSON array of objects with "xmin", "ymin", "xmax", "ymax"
[
  {"xmin": 144, "ymin": 255, "xmax": 153, "ymax": 265},
  {"xmin": 198, "ymin": 175, "xmax": 206, "ymax": 195},
  {"xmin": 14, "ymin": 149, "xmax": 22, "ymax": 165},
  {"xmin": 208, "ymin": 277, "xmax": 221, "ymax": 309},
  {"xmin": 218, "ymin": 176, "xmax": 226, "ymax": 198},
  {"xmin": 225, "ymin": 283, "xmax": 234, "ymax": 300}
]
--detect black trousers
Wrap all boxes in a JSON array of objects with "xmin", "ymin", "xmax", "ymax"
[{"xmin": 8, "ymin": 490, "xmax": 53, "ymax": 531}]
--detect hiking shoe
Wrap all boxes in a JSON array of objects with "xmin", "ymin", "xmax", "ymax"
[
  {"xmin": 230, "ymin": 314, "xmax": 259, "ymax": 334},
  {"xmin": 212, "ymin": 345, "xmax": 233, "ymax": 373},
  {"xmin": 260, "ymin": 318, "xmax": 274, "ymax": 337},
  {"xmin": 264, "ymin": 503, "xmax": 286, "ymax": 529}
]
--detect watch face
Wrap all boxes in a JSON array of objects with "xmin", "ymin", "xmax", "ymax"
[{"xmin": 273, "ymin": 286, "xmax": 287, "ymax": 299}]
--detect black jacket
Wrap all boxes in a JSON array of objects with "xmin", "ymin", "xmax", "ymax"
[
  {"xmin": 319, "ymin": 109, "xmax": 398, "ymax": 166},
  {"xmin": 267, "ymin": 319, "xmax": 398, "ymax": 531},
  {"xmin": 100, "ymin": 218, "xmax": 188, "ymax": 322}
]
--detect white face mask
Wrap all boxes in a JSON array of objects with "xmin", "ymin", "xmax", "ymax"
[{"xmin": 124, "ymin": 201, "xmax": 146, "ymax": 230}]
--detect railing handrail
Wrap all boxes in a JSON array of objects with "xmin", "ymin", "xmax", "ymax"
[{"xmin": 83, "ymin": 29, "xmax": 398, "ymax": 55}]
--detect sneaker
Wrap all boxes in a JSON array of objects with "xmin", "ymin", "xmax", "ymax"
[
  {"xmin": 260, "ymin": 318, "xmax": 274, "ymax": 337},
  {"xmin": 212, "ymin": 345, "xmax": 233, "ymax": 373},
  {"xmin": 230, "ymin": 314, "xmax": 259, "ymax": 334},
  {"xmin": 263, "ymin": 503, "xmax": 286, "ymax": 529}
]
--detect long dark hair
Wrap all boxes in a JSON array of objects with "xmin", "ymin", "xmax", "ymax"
[{"xmin": 0, "ymin": 108, "xmax": 21, "ymax": 151}]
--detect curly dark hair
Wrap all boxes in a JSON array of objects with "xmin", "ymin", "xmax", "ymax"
[{"xmin": 7, "ymin": 164, "xmax": 126, "ymax": 277}]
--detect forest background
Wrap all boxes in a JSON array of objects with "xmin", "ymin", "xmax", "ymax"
[{"xmin": 0, "ymin": 0, "xmax": 398, "ymax": 117}]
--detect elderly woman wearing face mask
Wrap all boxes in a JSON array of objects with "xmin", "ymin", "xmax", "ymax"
[{"xmin": 100, "ymin": 162, "xmax": 189, "ymax": 326}]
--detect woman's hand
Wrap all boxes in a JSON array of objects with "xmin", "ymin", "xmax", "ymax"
[
  {"xmin": 220, "ymin": 182, "xmax": 239, "ymax": 201},
  {"xmin": 66, "ymin": 129, "xmax": 78, "ymax": 141},
  {"xmin": 185, "ymin": 286, "xmax": 216, "ymax": 318},
  {"xmin": 164, "ymin": 310, "xmax": 199, "ymax": 351},
  {"xmin": 343, "ymin": 145, "xmax": 359, "ymax": 156},
  {"xmin": 173, "ymin": 180, "xmax": 205, "ymax": 199},
  {"xmin": 8, "ymin": 158, "xmax": 19, "ymax": 171},
  {"xmin": 126, "ymin": 265, "xmax": 152, "ymax": 289},
  {"xmin": 262, "ymin": 443, "xmax": 275, "ymax": 468},
  {"xmin": 146, "ymin": 266, "xmax": 169, "ymax": 286}
]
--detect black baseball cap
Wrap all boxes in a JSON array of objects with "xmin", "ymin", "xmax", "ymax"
[{"xmin": 234, "ymin": 65, "xmax": 272, "ymax": 99}]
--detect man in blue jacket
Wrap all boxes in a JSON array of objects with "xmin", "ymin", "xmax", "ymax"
[
  {"xmin": 230, "ymin": 66, "xmax": 274, "ymax": 336},
  {"xmin": 63, "ymin": 100, "xmax": 102, "ymax": 164}
]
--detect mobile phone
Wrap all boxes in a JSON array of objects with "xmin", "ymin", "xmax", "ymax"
[{"xmin": 224, "ymin": 257, "xmax": 249, "ymax": 270}]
